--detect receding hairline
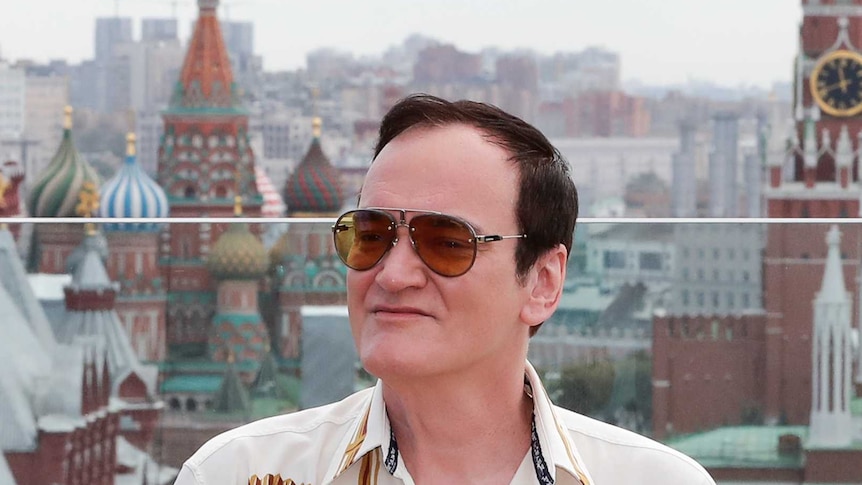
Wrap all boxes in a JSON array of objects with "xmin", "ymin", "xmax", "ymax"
[{"xmin": 372, "ymin": 120, "xmax": 522, "ymax": 165}]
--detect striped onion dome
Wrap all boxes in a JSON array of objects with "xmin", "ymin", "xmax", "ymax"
[
  {"xmin": 207, "ymin": 197, "xmax": 268, "ymax": 280},
  {"xmin": 100, "ymin": 133, "xmax": 168, "ymax": 232},
  {"xmin": 283, "ymin": 117, "xmax": 343, "ymax": 215},
  {"xmin": 29, "ymin": 107, "xmax": 101, "ymax": 218},
  {"xmin": 255, "ymin": 166, "xmax": 286, "ymax": 218}
]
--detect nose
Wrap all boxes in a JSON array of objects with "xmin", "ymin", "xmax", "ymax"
[{"xmin": 373, "ymin": 225, "xmax": 428, "ymax": 292}]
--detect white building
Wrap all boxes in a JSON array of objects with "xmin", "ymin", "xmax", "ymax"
[
  {"xmin": 670, "ymin": 223, "xmax": 764, "ymax": 315},
  {"xmin": 0, "ymin": 61, "xmax": 25, "ymax": 140},
  {"xmin": 24, "ymin": 72, "xmax": 69, "ymax": 180},
  {"xmin": 585, "ymin": 223, "xmax": 675, "ymax": 287}
]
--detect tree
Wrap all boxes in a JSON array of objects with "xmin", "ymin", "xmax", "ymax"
[{"xmin": 549, "ymin": 360, "xmax": 616, "ymax": 416}]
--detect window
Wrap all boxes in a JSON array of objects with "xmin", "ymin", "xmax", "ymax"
[
  {"xmin": 682, "ymin": 290, "xmax": 689, "ymax": 306},
  {"xmin": 727, "ymin": 292, "xmax": 735, "ymax": 309},
  {"xmin": 697, "ymin": 292, "xmax": 705, "ymax": 307},
  {"xmin": 603, "ymin": 250, "xmax": 626, "ymax": 269},
  {"xmin": 742, "ymin": 293, "xmax": 750, "ymax": 308},
  {"xmin": 639, "ymin": 252, "xmax": 662, "ymax": 271},
  {"xmin": 712, "ymin": 292, "xmax": 719, "ymax": 308}
]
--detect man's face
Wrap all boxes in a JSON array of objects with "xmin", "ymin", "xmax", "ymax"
[{"xmin": 347, "ymin": 124, "xmax": 533, "ymax": 381}]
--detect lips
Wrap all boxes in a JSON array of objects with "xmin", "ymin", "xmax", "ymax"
[{"xmin": 371, "ymin": 305, "xmax": 432, "ymax": 317}]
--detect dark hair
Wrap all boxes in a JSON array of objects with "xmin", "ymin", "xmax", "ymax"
[{"xmin": 372, "ymin": 94, "xmax": 578, "ymax": 281}]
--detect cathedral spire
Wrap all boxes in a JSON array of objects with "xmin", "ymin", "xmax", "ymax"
[
  {"xmin": 809, "ymin": 225, "xmax": 853, "ymax": 448},
  {"xmin": 171, "ymin": 0, "xmax": 237, "ymax": 110}
]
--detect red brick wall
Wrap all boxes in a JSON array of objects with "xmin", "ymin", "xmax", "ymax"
[{"xmin": 652, "ymin": 314, "xmax": 767, "ymax": 439}]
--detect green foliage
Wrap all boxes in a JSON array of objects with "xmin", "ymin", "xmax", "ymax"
[{"xmin": 549, "ymin": 359, "xmax": 616, "ymax": 415}]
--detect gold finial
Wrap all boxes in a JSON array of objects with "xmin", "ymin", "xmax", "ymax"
[
  {"xmin": 76, "ymin": 181, "xmax": 100, "ymax": 218},
  {"xmin": 0, "ymin": 173, "xmax": 8, "ymax": 209},
  {"xmin": 312, "ymin": 117, "xmax": 322, "ymax": 138},
  {"xmin": 63, "ymin": 106, "xmax": 73, "ymax": 130},
  {"xmin": 126, "ymin": 133, "xmax": 137, "ymax": 157},
  {"xmin": 234, "ymin": 195, "xmax": 243, "ymax": 216},
  {"xmin": 227, "ymin": 347, "xmax": 236, "ymax": 364}
]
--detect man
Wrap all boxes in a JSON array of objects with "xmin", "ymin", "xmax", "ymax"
[{"xmin": 176, "ymin": 95, "xmax": 715, "ymax": 484}]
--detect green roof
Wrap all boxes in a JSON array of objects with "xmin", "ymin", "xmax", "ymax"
[
  {"xmin": 161, "ymin": 374, "xmax": 224, "ymax": 393},
  {"xmin": 666, "ymin": 426, "xmax": 808, "ymax": 469}
]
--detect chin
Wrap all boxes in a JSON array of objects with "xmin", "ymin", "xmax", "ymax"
[{"xmin": 359, "ymin": 344, "xmax": 438, "ymax": 380}]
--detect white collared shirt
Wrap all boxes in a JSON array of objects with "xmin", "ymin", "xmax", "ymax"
[{"xmin": 175, "ymin": 362, "xmax": 715, "ymax": 485}]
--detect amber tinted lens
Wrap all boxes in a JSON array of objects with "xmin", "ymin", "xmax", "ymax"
[
  {"xmin": 333, "ymin": 210, "xmax": 395, "ymax": 270},
  {"xmin": 410, "ymin": 214, "xmax": 477, "ymax": 276}
]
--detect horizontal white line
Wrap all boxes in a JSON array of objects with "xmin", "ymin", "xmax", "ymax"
[{"xmin": 0, "ymin": 217, "xmax": 861, "ymax": 225}]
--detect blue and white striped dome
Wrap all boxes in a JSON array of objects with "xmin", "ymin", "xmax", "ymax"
[{"xmin": 100, "ymin": 134, "xmax": 168, "ymax": 232}]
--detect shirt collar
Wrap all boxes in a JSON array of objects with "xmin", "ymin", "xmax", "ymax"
[
  {"xmin": 326, "ymin": 380, "xmax": 391, "ymax": 482},
  {"xmin": 525, "ymin": 361, "xmax": 594, "ymax": 485},
  {"xmin": 328, "ymin": 362, "xmax": 595, "ymax": 485}
]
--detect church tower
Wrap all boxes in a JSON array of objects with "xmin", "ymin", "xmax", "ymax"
[
  {"xmin": 100, "ymin": 133, "xmax": 170, "ymax": 362},
  {"xmin": 157, "ymin": 0, "xmax": 262, "ymax": 356},
  {"xmin": 270, "ymin": 118, "xmax": 346, "ymax": 361},
  {"xmin": 761, "ymin": 1, "xmax": 862, "ymax": 425}
]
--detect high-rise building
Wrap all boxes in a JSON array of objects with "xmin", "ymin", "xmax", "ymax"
[
  {"xmin": 671, "ymin": 120, "xmax": 697, "ymax": 217},
  {"xmin": 24, "ymin": 72, "xmax": 69, "ymax": 180},
  {"xmin": 0, "ymin": 61, "xmax": 25, "ymax": 140},
  {"xmin": 142, "ymin": 17, "xmax": 178, "ymax": 42},
  {"xmin": 708, "ymin": 112, "xmax": 739, "ymax": 217},
  {"xmin": 94, "ymin": 17, "xmax": 133, "ymax": 62},
  {"xmin": 221, "ymin": 20, "xmax": 254, "ymax": 59}
]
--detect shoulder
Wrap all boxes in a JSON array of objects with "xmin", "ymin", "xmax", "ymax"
[
  {"xmin": 177, "ymin": 388, "xmax": 373, "ymax": 485},
  {"xmin": 555, "ymin": 406, "xmax": 715, "ymax": 485}
]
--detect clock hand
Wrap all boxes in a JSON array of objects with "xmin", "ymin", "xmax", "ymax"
[
  {"xmin": 820, "ymin": 81, "xmax": 849, "ymax": 92},
  {"xmin": 839, "ymin": 66, "xmax": 849, "ymax": 92}
]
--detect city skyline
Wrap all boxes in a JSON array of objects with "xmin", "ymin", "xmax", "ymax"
[{"xmin": 2, "ymin": 0, "xmax": 800, "ymax": 88}]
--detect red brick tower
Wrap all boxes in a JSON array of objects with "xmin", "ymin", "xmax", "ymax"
[
  {"xmin": 762, "ymin": 1, "xmax": 862, "ymax": 424},
  {"xmin": 157, "ymin": 0, "xmax": 262, "ymax": 356}
]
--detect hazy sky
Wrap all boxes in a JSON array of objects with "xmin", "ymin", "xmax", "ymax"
[{"xmin": 1, "ymin": 1, "xmax": 802, "ymax": 88}]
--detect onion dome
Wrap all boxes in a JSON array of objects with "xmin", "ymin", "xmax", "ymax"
[
  {"xmin": 28, "ymin": 107, "xmax": 100, "ymax": 217},
  {"xmin": 255, "ymin": 166, "xmax": 286, "ymax": 218},
  {"xmin": 100, "ymin": 133, "xmax": 169, "ymax": 231},
  {"xmin": 207, "ymin": 196, "xmax": 268, "ymax": 280},
  {"xmin": 283, "ymin": 118, "xmax": 344, "ymax": 215}
]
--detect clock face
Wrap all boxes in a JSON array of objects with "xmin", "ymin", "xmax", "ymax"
[{"xmin": 811, "ymin": 50, "xmax": 862, "ymax": 117}]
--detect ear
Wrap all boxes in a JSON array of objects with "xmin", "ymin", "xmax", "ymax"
[{"xmin": 520, "ymin": 244, "xmax": 567, "ymax": 328}]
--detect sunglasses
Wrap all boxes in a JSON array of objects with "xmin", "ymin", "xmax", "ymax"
[{"xmin": 332, "ymin": 208, "xmax": 527, "ymax": 277}]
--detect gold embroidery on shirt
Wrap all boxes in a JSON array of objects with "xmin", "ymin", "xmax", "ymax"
[
  {"xmin": 337, "ymin": 404, "xmax": 372, "ymax": 475},
  {"xmin": 357, "ymin": 448, "xmax": 381, "ymax": 485},
  {"xmin": 248, "ymin": 473, "xmax": 308, "ymax": 485}
]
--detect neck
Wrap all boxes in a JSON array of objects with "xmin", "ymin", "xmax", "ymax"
[{"xmin": 382, "ymin": 357, "xmax": 533, "ymax": 482}]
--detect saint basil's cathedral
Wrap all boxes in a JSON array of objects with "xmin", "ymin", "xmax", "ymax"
[{"xmin": 0, "ymin": 0, "xmax": 345, "ymax": 481}]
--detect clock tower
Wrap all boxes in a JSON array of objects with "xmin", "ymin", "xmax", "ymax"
[
  {"xmin": 760, "ymin": 0, "xmax": 862, "ymax": 426},
  {"xmin": 772, "ymin": 3, "xmax": 862, "ymax": 203}
]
